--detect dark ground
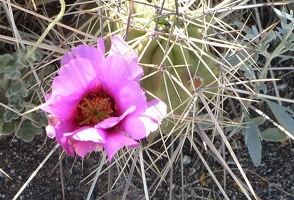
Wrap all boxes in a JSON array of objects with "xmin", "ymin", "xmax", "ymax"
[{"xmin": 1, "ymin": 133, "xmax": 294, "ymax": 200}]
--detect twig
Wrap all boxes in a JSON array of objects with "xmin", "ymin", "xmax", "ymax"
[{"xmin": 24, "ymin": 0, "xmax": 65, "ymax": 60}]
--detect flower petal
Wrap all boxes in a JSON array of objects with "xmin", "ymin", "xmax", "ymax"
[
  {"xmin": 97, "ymin": 38, "xmax": 105, "ymax": 56},
  {"xmin": 119, "ymin": 115, "xmax": 148, "ymax": 140},
  {"xmin": 126, "ymin": 61, "xmax": 144, "ymax": 83},
  {"xmin": 61, "ymin": 51, "xmax": 75, "ymax": 66},
  {"xmin": 95, "ymin": 106, "xmax": 135, "ymax": 129},
  {"xmin": 54, "ymin": 120, "xmax": 77, "ymax": 156},
  {"xmin": 103, "ymin": 130, "xmax": 140, "ymax": 162},
  {"xmin": 42, "ymin": 58, "xmax": 102, "ymax": 120},
  {"xmin": 92, "ymin": 49, "xmax": 146, "ymax": 114},
  {"xmin": 69, "ymin": 127, "xmax": 106, "ymax": 143},
  {"xmin": 108, "ymin": 36, "xmax": 143, "ymax": 82},
  {"xmin": 53, "ymin": 58, "xmax": 100, "ymax": 97},
  {"xmin": 144, "ymin": 99, "xmax": 167, "ymax": 132},
  {"xmin": 109, "ymin": 35, "xmax": 138, "ymax": 63},
  {"xmin": 115, "ymin": 81, "xmax": 147, "ymax": 113},
  {"xmin": 120, "ymin": 99, "xmax": 166, "ymax": 139},
  {"xmin": 61, "ymin": 44, "xmax": 104, "ymax": 67},
  {"xmin": 45, "ymin": 115, "xmax": 60, "ymax": 138},
  {"xmin": 41, "ymin": 35, "xmax": 167, "ymax": 162},
  {"xmin": 98, "ymin": 55, "xmax": 142, "ymax": 84},
  {"xmin": 41, "ymin": 94, "xmax": 79, "ymax": 120},
  {"xmin": 71, "ymin": 140, "xmax": 103, "ymax": 158}
]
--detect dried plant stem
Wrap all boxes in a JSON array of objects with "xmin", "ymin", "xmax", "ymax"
[
  {"xmin": 139, "ymin": 148, "xmax": 149, "ymax": 200},
  {"xmin": 86, "ymin": 153, "xmax": 106, "ymax": 200},
  {"xmin": 2, "ymin": 0, "xmax": 25, "ymax": 49},
  {"xmin": 197, "ymin": 89, "xmax": 257, "ymax": 199},
  {"xmin": 122, "ymin": 150, "xmax": 139, "ymax": 200},
  {"xmin": 24, "ymin": 0, "xmax": 65, "ymax": 60}
]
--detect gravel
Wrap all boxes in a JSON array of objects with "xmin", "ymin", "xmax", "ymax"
[{"xmin": 1, "ymin": 133, "xmax": 294, "ymax": 200}]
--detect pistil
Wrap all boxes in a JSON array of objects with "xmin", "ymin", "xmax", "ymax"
[{"xmin": 75, "ymin": 91, "xmax": 117, "ymax": 126}]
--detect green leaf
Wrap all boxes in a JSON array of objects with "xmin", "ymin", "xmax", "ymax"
[
  {"xmin": 3, "ymin": 65, "xmax": 21, "ymax": 80},
  {"xmin": 274, "ymin": 8, "xmax": 294, "ymax": 30},
  {"xmin": 31, "ymin": 110, "xmax": 48, "ymax": 127},
  {"xmin": 7, "ymin": 93, "xmax": 24, "ymax": 108},
  {"xmin": 31, "ymin": 48, "xmax": 42, "ymax": 62},
  {"xmin": 0, "ymin": 106, "xmax": 5, "ymax": 117},
  {"xmin": 234, "ymin": 22, "xmax": 256, "ymax": 41},
  {"xmin": 13, "ymin": 104, "xmax": 24, "ymax": 112},
  {"xmin": 0, "ymin": 87, "xmax": 8, "ymax": 105},
  {"xmin": 260, "ymin": 128, "xmax": 288, "ymax": 142},
  {"xmin": 250, "ymin": 116, "xmax": 266, "ymax": 126},
  {"xmin": 4, "ymin": 109, "xmax": 19, "ymax": 122},
  {"xmin": 6, "ymin": 81, "xmax": 26, "ymax": 98},
  {"xmin": 254, "ymin": 83, "xmax": 267, "ymax": 94},
  {"xmin": 10, "ymin": 81, "xmax": 24, "ymax": 94},
  {"xmin": 0, "ymin": 54, "xmax": 14, "ymax": 73},
  {"xmin": 1, "ymin": 121, "xmax": 16, "ymax": 135},
  {"xmin": 245, "ymin": 122, "xmax": 262, "ymax": 167},
  {"xmin": 16, "ymin": 120, "xmax": 43, "ymax": 142},
  {"xmin": 264, "ymin": 99, "xmax": 294, "ymax": 137},
  {"xmin": 273, "ymin": 8, "xmax": 294, "ymax": 22},
  {"xmin": 14, "ymin": 49, "xmax": 28, "ymax": 68}
]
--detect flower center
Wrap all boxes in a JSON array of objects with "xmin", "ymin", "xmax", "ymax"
[{"xmin": 75, "ymin": 91, "xmax": 117, "ymax": 126}]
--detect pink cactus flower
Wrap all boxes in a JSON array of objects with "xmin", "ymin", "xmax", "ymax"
[{"xmin": 42, "ymin": 36, "xmax": 166, "ymax": 161}]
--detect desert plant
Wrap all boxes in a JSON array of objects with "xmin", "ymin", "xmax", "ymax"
[{"xmin": 1, "ymin": 1, "xmax": 294, "ymax": 200}]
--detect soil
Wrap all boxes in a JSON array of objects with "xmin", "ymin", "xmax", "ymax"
[{"xmin": 1, "ymin": 133, "xmax": 294, "ymax": 200}]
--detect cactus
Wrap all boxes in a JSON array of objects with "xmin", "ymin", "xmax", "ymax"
[
  {"xmin": 125, "ymin": 1, "xmax": 219, "ymax": 126},
  {"xmin": 78, "ymin": 0, "xmax": 219, "ymax": 135}
]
